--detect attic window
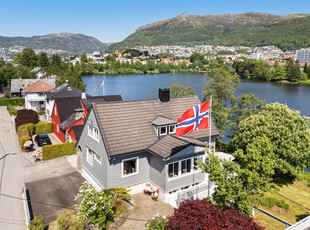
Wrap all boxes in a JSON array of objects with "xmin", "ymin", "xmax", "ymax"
[
  {"xmin": 68, "ymin": 87, "xmax": 72, "ymax": 90},
  {"xmin": 160, "ymin": 126, "xmax": 167, "ymax": 135}
]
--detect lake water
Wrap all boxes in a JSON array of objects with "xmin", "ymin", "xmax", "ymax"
[{"xmin": 83, "ymin": 73, "xmax": 310, "ymax": 117}]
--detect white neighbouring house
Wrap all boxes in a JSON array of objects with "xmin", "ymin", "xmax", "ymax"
[
  {"xmin": 31, "ymin": 67, "xmax": 46, "ymax": 79},
  {"xmin": 23, "ymin": 81, "xmax": 54, "ymax": 110}
]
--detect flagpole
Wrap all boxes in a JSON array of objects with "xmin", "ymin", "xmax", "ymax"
[
  {"xmin": 103, "ymin": 83, "xmax": 104, "ymax": 96},
  {"xmin": 209, "ymin": 95, "xmax": 212, "ymax": 153}
]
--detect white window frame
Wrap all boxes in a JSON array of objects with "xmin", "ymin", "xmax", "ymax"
[
  {"xmin": 169, "ymin": 125, "xmax": 176, "ymax": 134},
  {"xmin": 159, "ymin": 126, "xmax": 167, "ymax": 136},
  {"xmin": 54, "ymin": 107, "xmax": 57, "ymax": 115},
  {"xmin": 57, "ymin": 124, "xmax": 59, "ymax": 133},
  {"xmin": 86, "ymin": 146, "xmax": 94, "ymax": 166},
  {"xmin": 94, "ymin": 152, "xmax": 101, "ymax": 164},
  {"xmin": 167, "ymin": 154, "xmax": 204, "ymax": 181},
  {"xmin": 87, "ymin": 124, "xmax": 99, "ymax": 142},
  {"xmin": 121, "ymin": 156, "xmax": 139, "ymax": 178}
]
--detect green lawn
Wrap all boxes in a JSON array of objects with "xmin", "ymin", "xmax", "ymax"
[{"xmin": 255, "ymin": 178, "xmax": 310, "ymax": 230}]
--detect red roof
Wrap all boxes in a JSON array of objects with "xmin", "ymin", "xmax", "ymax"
[{"xmin": 23, "ymin": 81, "xmax": 54, "ymax": 93}]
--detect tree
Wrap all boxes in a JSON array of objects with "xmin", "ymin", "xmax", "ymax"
[
  {"xmin": 80, "ymin": 53, "xmax": 88, "ymax": 63},
  {"xmin": 169, "ymin": 83, "xmax": 195, "ymax": 98},
  {"xmin": 14, "ymin": 48, "xmax": 37, "ymax": 68},
  {"xmin": 167, "ymin": 198, "xmax": 263, "ymax": 229},
  {"xmin": 201, "ymin": 139, "xmax": 275, "ymax": 216},
  {"xmin": 232, "ymin": 103, "xmax": 310, "ymax": 176},
  {"xmin": 38, "ymin": 52, "xmax": 49, "ymax": 67},
  {"xmin": 202, "ymin": 67, "xmax": 240, "ymax": 149},
  {"xmin": 51, "ymin": 54, "xmax": 62, "ymax": 67},
  {"xmin": 190, "ymin": 52, "xmax": 204, "ymax": 63},
  {"xmin": 286, "ymin": 58, "xmax": 301, "ymax": 82}
]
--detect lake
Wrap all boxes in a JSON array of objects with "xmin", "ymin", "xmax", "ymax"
[{"xmin": 83, "ymin": 73, "xmax": 310, "ymax": 117}]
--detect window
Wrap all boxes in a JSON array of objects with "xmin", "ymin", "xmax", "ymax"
[
  {"xmin": 193, "ymin": 156, "xmax": 203, "ymax": 171},
  {"xmin": 57, "ymin": 124, "xmax": 59, "ymax": 133},
  {"xmin": 86, "ymin": 147, "xmax": 94, "ymax": 166},
  {"xmin": 122, "ymin": 157, "xmax": 138, "ymax": 177},
  {"xmin": 54, "ymin": 107, "xmax": 57, "ymax": 115},
  {"xmin": 168, "ymin": 162, "xmax": 179, "ymax": 178},
  {"xmin": 181, "ymin": 159, "xmax": 191, "ymax": 174},
  {"xmin": 94, "ymin": 153, "xmax": 101, "ymax": 164},
  {"xmin": 159, "ymin": 126, "xmax": 167, "ymax": 135},
  {"xmin": 169, "ymin": 125, "xmax": 176, "ymax": 133},
  {"xmin": 88, "ymin": 124, "xmax": 99, "ymax": 142},
  {"xmin": 39, "ymin": 93, "xmax": 43, "ymax": 96}
]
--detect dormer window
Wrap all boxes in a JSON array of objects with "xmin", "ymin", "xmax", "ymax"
[
  {"xmin": 169, "ymin": 125, "xmax": 176, "ymax": 134},
  {"xmin": 68, "ymin": 87, "xmax": 72, "ymax": 90},
  {"xmin": 160, "ymin": 126, "xmax": 167, "ymax": 136}
]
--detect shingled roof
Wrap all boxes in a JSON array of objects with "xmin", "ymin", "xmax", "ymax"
[
  {"xmin": 23, "ymin": 81, "xmax": 53, "ymax": 93},
  {"xmin": 45, "ymin": 84, "xmax": 89, "ymax": 99},
  {"xmin": 92, "ymin": 95, "xmax": 219, "ymax": 158},
  {"xmin": 11, "ymin": 79, "xmax": 55, "ymax": 93},
  {"xmin": 55, "ymin": 98, "xmax": 82, "ymax": 123},
  {"xmin": 81, "ymin": 95, "xmax": 123, "ymax": 109}
]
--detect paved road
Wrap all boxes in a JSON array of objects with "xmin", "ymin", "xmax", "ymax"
[{"xmin": 0, "ymin": 107, "xmax": 26, "ymax": 230}]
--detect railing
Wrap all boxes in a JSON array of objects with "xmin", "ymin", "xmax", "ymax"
[
  {"xmin": 176, "ymin": 184, "xmax": 210, "ymax": 206},
  {"xmin": 255, "ymin": 208, "xmax": 292, "ymax": 228},
  {"xmin": 285, "ymin": 214, "xmax": 310, "ymax": 230}
]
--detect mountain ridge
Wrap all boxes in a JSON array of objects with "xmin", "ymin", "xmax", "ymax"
[
  {"xmin": 108, "ymin": 12, "xmax": 310, "ymax": 51},
  {"xmin": 0, "ymin": 33, "xmax": 110, "ymax": 55}
]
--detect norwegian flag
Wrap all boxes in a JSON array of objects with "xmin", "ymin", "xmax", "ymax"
[
  {"xmin": 95, "ymin": 80, "xmax": 104, "ymax": 90},
  {"xmin": 176, "ymin": 99, "xmax": 210, "ymax": 137}
]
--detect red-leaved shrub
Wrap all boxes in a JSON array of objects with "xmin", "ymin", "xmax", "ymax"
[
  {"xmin": 15, "ymin": 109, "xmax": 38, "ymax": 131},
  {"xmin": 167, "ymin": 198, "xmax": 263, "ymax": 230}
]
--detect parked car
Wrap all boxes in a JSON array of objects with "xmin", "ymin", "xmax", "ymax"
[{"xmin": 35, "ymin": 134, "xmax": 52, "ymax": 147}]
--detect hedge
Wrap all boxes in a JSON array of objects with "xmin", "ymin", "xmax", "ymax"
[
  {"xmin": 17, "ymin": 123, "xmax": 35, "ymax": 137},
  {"xmin": 7, "ymin": 104, "xmax": 18, "ymax": 116},
  {"xmin": 42, "ymin": 142, "xmax": 76, "ymax": 160},
  {"xmin": 20, "ymin": 135, "xmax": 30, "ymax": 150},
  {"xmin": 35, "ymin": 122, "xmax": 52, "ymax": 135},
  {"xmin": 0, "ymin": 98, "xmax": 25, "ymax": 106}
]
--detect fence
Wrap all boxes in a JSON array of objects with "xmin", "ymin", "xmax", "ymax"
[
  {"xmin": 177, "ymin": 183, "xmax": 210, "ymax": 206},
  {"xmin": 255, "ymin": 208, "xmax": 292, "ymax": 228}
]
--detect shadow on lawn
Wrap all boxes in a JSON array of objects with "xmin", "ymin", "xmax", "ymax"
[
  {"xmin": 273, "ymin": 173, "xmax": 295, "ymax": 186},
  {"xmin": 296, "ymin": 213, "xmax": 310, "ymax": 222}
]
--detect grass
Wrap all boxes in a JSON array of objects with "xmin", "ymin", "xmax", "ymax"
[
  {"xmin": 7, "ymin": 104, "xmax": 17, "ymax": 116},
  {"xmin": 299, "ymin": 80, "xmax": 310, "ymax": 85},
  {"xmin": 255, "ymin": 173, "xmax": 310, "ymax": 229}
]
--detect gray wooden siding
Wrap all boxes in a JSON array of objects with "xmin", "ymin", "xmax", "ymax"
[
  {"xmin": 77, "ymin": 109, "xmax": 109, "ymax": 188},
  {"xmin": 107, "ymin": 152, "xmax": 149, "ymax": 188},
  {"xmin": 167, "ymin": 145, "xmax": 205, "ymax": 162},
  {"xmin": 149, "ymin": 154, "xmax": 166, "ymax": 190}
]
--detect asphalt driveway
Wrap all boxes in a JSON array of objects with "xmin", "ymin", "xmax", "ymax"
[{"xmin": 25, "ymin": 155, "xmax": 84, "ymax": 225}]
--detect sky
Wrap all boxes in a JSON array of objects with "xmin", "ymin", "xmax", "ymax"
[{"xmin": 1, "ymin": 0, "xmax": 310, "ymax": 43}]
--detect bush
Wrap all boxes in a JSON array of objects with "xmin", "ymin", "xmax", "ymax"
[
  {"xmin": 37, "ymin": 109, "xmax": 45, "ymax": 116},
  {"xmin": 261, "ymin": 197, "xmax": 290, "ymax": 209},
  {"xmin": 57, "ymin": 209, "xmax": 89, "ymax": 230},
  {"xmin": 20, "ymin": 135, "xmax": 30, "ymax": 149},
  {"xmin": 167, "ymin": 198, "xmax": 264, "ymax": 230},
  {"xmin": 35, "ymin": 122, "xmax": 52, "ymax": 135},
  {"xmin": 15, "ymin": 109, "xmax": 38, "ymax": 131},
  {"xmin": 42, "ymin": 142, "xmax": 76, "ymax": 160},
  {"xmin": 7, "ymin": 104, "xmax": 17, "ymax": 116},
  {"xmin": 145, "ymin": 214, "xmax": 167, "ymax": 230},
  {"xmin": 0, "ymin": 98, "xmax": 24, "ymax": 106},
  {"xmin": 29, "ymin": 215, "xmax": 44, "ymax": 230},
  {"xmin": 18, "ymin": 123, "xmax": 35, "ymax": 137}
]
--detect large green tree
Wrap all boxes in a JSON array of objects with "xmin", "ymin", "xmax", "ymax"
[
  {"xmin": 232, "ymin": 103, "xmax": 310, "ymax": 176},
  {"xmin": 38, "ymin": 52, "xmax": 49, "ymax": 67},
  {"xmin": 201, "ymin": 135, "xmax": 275, "ymax": 215},
  {"xmin": 14, "ymin": 48, "xmax": 38, "ymax": 68},
  {"xmin": 202, "ymin": 67, "xmax": 240, "ymax": 149},
  {"xmin": 169, "ymin": 83, "xmax": 195, "ymax": 98}
]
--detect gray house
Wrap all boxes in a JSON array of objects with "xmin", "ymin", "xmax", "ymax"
[{"xmin": 76, "ymin": 90, "xmax": 219, "ymax": 207}]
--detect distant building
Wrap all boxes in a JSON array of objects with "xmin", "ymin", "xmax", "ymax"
[
  {"xmin": 250, "ymin": 52, "xmax": 263, "ymax": 60},
  {"xmin": 11, "ymin": 79, "xmax": 55, "ymax": 98},
  {"xmin": 296, "ymin": 49, "xmax": 310, "ymax": 63},
  {"xmin": 30, "ymin": 67, "xmax": 46, "ymax": 79}
]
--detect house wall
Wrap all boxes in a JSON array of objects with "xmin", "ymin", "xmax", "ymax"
[
  {"xmin": 45, "ymin": 98, "xmax": 55, "ymax": 121},
  {"xmin": 78, "ymin": 109, "xmax": 109, "ymax": 189},
  {"xmin": 25, "ymin": 93, "xmax": 45, "ymax": 109},
  {"xmin": 52, "ymin": 103, "xmax": 65, "ymax": 143},
  {"xmin": 149, "ymin": 154, "xmax": 166, "ymax": 191},
  {"xmin": 107, "ymin": 151, "xmax": 149, "ymax": 189}
]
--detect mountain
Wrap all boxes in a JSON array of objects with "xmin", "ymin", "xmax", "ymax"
[
  {"xmin": 108, "ymin": 12, "xmax": 310, "ymax": 51},
  {"xmin": 0, "ymin": 33, "xmax": 110, "ymax": 54}
]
